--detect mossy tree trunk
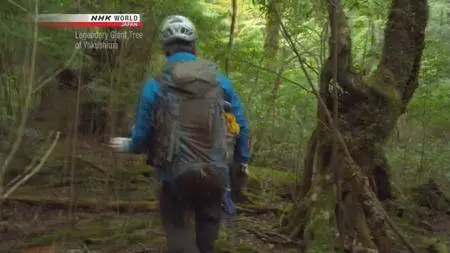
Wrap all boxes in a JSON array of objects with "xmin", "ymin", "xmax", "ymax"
[
  {"xmin": 282, "ymin": 0, "xmax": 429, "ymax": 252},
  {"xmin": 264, "ymin": 0, "xmax": 282, "ymax": 118},
  {"xmin": 263, "ymin": 0, "xmax": 282, "ymax": 70},
  {"xmin": 251, "ymin": 0, "xmax": 284, "ymax": 163}
]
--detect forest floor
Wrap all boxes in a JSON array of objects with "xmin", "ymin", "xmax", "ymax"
[{"xmin": 0, "ymin": 138, "xmax": 449, "ymax": 253}]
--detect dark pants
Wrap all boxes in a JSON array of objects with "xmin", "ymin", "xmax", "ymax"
[{"xmin": 159, "ymin": 182, "xmax": 222, "ymax": 253}]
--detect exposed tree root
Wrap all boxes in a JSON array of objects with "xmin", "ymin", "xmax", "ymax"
[
  {"xmin": 282, "ymin": 174, "xmax": 337, "ymax": 251},
  {"xmin": 237, "ymin": 205, "xmax": 282, "ymax": 215},
  {"xmin": 245, "ymin": 227, "xmax": 303, "ymax": 247}
]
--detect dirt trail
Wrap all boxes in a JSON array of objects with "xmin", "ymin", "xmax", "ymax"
[
  {"xmin": 2, "ymin": 140, "xmax": 449, "ymax": 253},
  {"xmin": 5, "ymin": 202, "xmax": 294, "ymax": 253}
]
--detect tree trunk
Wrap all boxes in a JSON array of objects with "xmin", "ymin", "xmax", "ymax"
[
  {"xmin": 251, "ymin": 0, "xmax": 283, "ymax": 161},
  {"xmin": 263, "ymin": 0, "xmax": 282, "ymax": 70},
  {"xmin": 282, "ymin": 0, "xmax": 428, "ymax": 252},
  {"xmin": 224, "ymin": 0, "xmax": 237, "ymax": 74},
  {"xmin": 264, "ymin": 0, "xmax": 283, "ymax": 117}
]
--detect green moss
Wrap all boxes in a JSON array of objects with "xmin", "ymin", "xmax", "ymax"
[
  {"xmin": 249, "ymin": 166, "xmax": 295, "ymax": 184},
  {"xmin": 246, "ymin": 166, "xmax": 296, "ymax": 204},
  {"xmin": 215, "ymin": 237, "xmax": 234, "ymax": 252},
  {"xmin": 26, "ymin": 217, "xmax": 152, "ymax": 247},
  {"xmin": 303, "ymin": 178, "xmax": 337, "ymax": 252},
  {"xmin": 28, "ymin": 234, "xmax": 59, "ymax": 246},
  {"xmin": 420, "ymin": 237, "xmax": 449, "ymax": 253},
  {"xmin": 147, "ymin": 233, "xmax": 166, "ymax": 247},
  {"xmin": 233, "ymin": 243, "xmax": 261, "ymax": 253},
  {"xmin": 215, "ymin": 238, "xmax": 262, "ymax": 253},
  {"xmin": 14, "ymin": 161, "xmax": 448, "ymax": 253}
]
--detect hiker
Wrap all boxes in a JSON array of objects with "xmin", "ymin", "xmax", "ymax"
[{"xmin": 108, "ymin": 15, "xmax": 250, "ymax": 253}]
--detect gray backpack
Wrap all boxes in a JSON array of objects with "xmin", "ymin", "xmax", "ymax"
[{"xmin": 148, "ymin": 60, "xmax": 232, "ymax": 195}]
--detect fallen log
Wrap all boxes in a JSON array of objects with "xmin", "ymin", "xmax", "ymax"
[
  {"xmin": 3, "ymin": 196, "xmax": 158, "ymax": 213},
  {"xmin": 3, "ymin": 196, "xmax": 281, "ymax": 216}
]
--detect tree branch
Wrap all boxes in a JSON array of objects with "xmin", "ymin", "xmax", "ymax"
[
  {"xmin": 0, "ymin": 0, "xmax": 39, "ymax": 188},
  {"xmin": 376, "ymin": 0, "xmax": 428, "ymax": 109},
  {"xmin": 1, "ymin": 131, "xmax": 60, "ymax": 200},
  {"xmin": 225, "ymin": 0, "xmax": 237, "ymax": 74},
  {"xmin": 33, "ymin": 48, "xmax": 80, "ymax": 94},
  {"xmin": 7, "ymin": 0, "xmax": 28, "ymax": 13},
  {"xmin": 231, "ymin": 54, "xmax": 310, "ymax": 93},
  {"xmin": 327, "ymin": 0, "xmax": 352, "ymax": 70}
]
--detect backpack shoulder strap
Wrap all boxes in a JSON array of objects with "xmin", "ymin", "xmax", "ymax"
[{"xmin": 155, "ymin": 64, "xmax": 174, "ymax": 95}]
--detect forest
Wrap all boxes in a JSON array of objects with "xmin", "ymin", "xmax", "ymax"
[{"xmin": 0, "ymin": 0, "xmax": 449, "ymax": 252}]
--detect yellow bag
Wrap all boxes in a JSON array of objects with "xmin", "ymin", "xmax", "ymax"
[{"xmin": 224, "ymin": 112, "xmax": 240, "ymax": 136}]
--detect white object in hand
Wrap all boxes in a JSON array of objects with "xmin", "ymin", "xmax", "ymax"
[
  {"xmin": 108, "ymin": 137, "xmax": 131, "ymax": 152},
  {"xmin": 240, "ymin": 163, "xmax": 249, "ymax": 175}
]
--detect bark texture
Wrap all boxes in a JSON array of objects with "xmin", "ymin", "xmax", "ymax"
[
  {"xmin": 264, "ymin": 0, "xmax": 283, "ymax": 117},
  {"xmin": 282, "ymin": 0, "xmax": 429, "ymax": 251},
  {"xmin": 263, "ymin": 0, "xmax": 282, "ymax": 70}
]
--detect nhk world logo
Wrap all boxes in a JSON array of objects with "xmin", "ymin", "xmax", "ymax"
[
  {"xmin": 89, "ymin": 14, "xmax": 139, "ymax": 22},
  {"xmin": 36, "ymin": 14, "xmax": 142, "ymax": 28}
]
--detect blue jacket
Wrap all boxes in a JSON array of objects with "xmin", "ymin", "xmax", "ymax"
[{"xmin": 127, "ymin": 52, "xmax": 250, "ymax": 181}]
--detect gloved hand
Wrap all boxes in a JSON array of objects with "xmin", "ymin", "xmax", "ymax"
[
  {"xmin": 222, "ymin": 188, "xmax": 236, "ymax": 216},
  {"xmin": 108, "ymin": 137, "xmax": 132, "ymax": 152},
  {"xmin": 240, "ymin": 163, "xmax": 249, "ymax": 176}
]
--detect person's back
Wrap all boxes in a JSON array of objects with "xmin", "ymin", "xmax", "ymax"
[
  {"xmin": 108, "ymin": 15, "xmax": 250, "ymax": 253},
  {"xmin": 149, "ymin": 54, "xmax": 231, "ymax": 206}
]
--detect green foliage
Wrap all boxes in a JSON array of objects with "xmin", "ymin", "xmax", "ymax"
[
  {"xmin": 0, "ymin": 1, "xmax": 449, "ymax": 252},
  {"xmin": 0, "ymin": 0, "xmax": 449, "ymax": 181}
]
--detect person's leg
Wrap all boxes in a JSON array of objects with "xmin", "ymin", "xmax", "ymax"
[
  {"xmin": 194, "ymin": 193, "xmax": 222, "ymax": 253},
  {"xmin": 159, "ymin": 182, "xmax": 199, "ymax": 253}
]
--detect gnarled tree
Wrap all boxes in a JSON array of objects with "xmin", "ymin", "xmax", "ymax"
[{"xmin": 281, "ymin": 0, "xmax": 429, "ymax": 252}]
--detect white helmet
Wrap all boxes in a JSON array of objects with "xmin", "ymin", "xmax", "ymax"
[{"xmin": 160, "ymin": 15, "xmax": 197, "ymax": 44}]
